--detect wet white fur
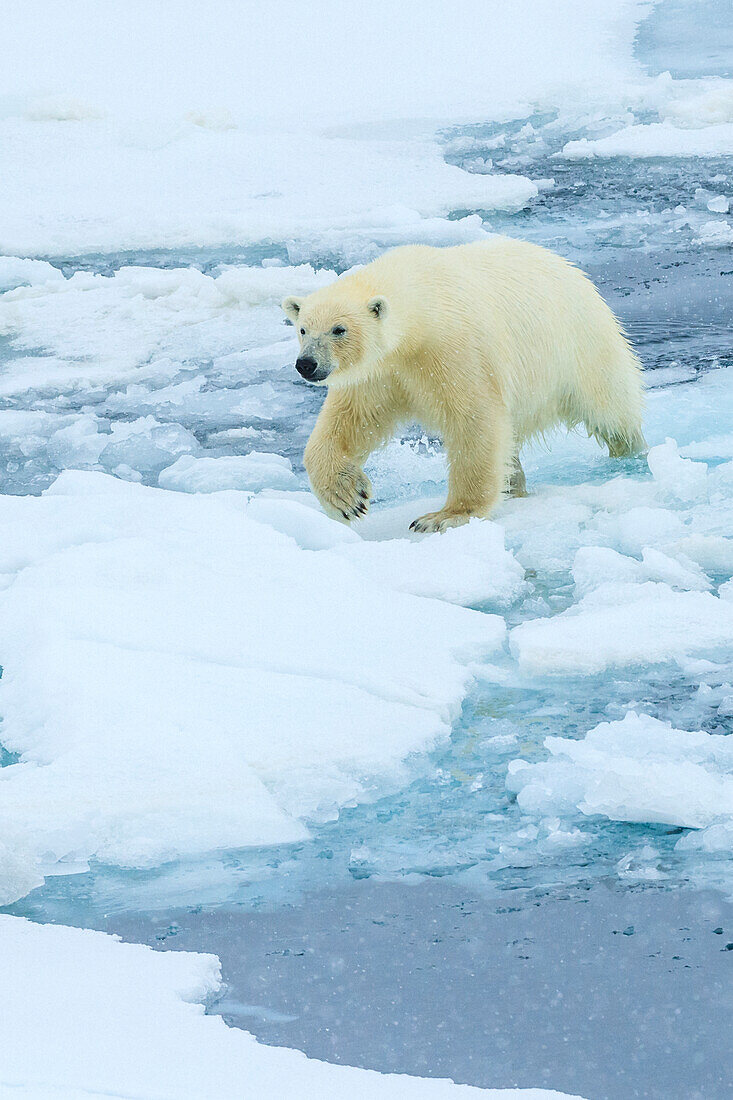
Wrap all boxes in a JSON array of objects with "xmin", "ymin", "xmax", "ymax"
[{"xmin": 282, "ymin": 239, "xmax": 646, "ymax": 532}]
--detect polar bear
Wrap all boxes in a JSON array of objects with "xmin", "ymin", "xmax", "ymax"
[{"xmin": 282, "ymin": 239, "xmax": 645, "ymax": 533}]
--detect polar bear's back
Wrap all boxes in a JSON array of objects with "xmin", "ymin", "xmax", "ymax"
[{"xmin": 350, "ymin": 239, "xmax": 643, "ymax": 445}]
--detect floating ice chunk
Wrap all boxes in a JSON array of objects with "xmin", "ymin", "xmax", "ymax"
[
  {"xmin": 0, "ymin": 840, "xmax": 44, "ymax": 905},
  {"xmin": 559, "ymin": 121, "xmax": 733, "ymax": 159},
  {"xmin": 209, "ymin": 426, "xmax": 261, "ymax": 445},
  {"xmin": 707, "ymin": 195, "xmax": 729, "ymax": 213},
  {"xmin": 676, "ymin": 821, "xmax": 733, "ymax": 853},
  {"xmin": 572, "ymin": 545, "xmax": 710, "ymax": 597},
  {"xmin": 159, "ymin": 452, "xmax": 299, "ymax": 493},
  {"xmin": 215, "ymin": 262, "xmax": 334, "ymax": 306},
  {"xmin": 112, "ymin": 463, "xmax": 144, "ymax": 483},
  {"xmin": 572, "ymin": 546, "xmax": 641, "ymax": 595},
  {"xmin": 510, "ymin": 583, "xmax": 733, "ymax": 675},
  {"xmin": 680, "ymin": 435, "xmax": 733, "ymax": 461},
  {"xmin": 500, "ymin": 489, "xmax": 596, "ymax": 573},
  {"xmin": 99, "ymin": 416, "xmax": 199, "ymax": 477},
  {"xmin": 663, "ymin": 83, "xmax": 733, "ymax": 128},
  {"xmin": 536, "ymin": 818, "xmax": 587, "ymax": 853},
  {"xmin": 0, "ymin": 915, "xmax": 577, "ymax": 1100},
  {"xmin": 694, "ymin": 187, "xmax": 715, "ymax": 209},
  {"xmin": 46, "ymin": 415, "xmax": 107, "ymax": 468},
  {"xmin": 647, "ymin": 438, "xmax": 708, "ymax": 503},
  {"xmin": 330, "ymin": 519, "xmax": 527, "ymax": 608},
  {"xmin": 507, "ymin": 712, "xmax": 733, "ymax": 831},
  {"xmin": 638, "ymin": 547, "xmax": 711, "ymax": 591},
  {"xmin": 709, "ymin": 460, "xmax": 733, "ymax": 504},
  {"xmin": 694, "ymin": 220, "xmax": 733, "ymax": 247},
  {"xmin": 232, "ymin": 382, "xmax": 300, "ymax": 421},
  {"xmin": 590, "ymin": 505, "xmax": 685, "ymax": 557},
  {"xmin": 616, "ymin": 845, "xmax": 664, "ymax": 883},
  {"xmin": 104, "ymin": 375, "xmax": 205, "ymax": 416}
]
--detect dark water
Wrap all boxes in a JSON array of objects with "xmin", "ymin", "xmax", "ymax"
[
  {"xmin": 636, "ymin": 0, "xmax": 733, "ymax": 79},
  {"xmin": 34, "ymin": 880, "xmax": 731, "ymax": 1100}
]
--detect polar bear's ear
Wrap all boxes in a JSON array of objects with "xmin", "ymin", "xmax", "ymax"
[
  {"xmin": 281, "ymin": 297, "xmax": 302, "ymax": 324},
  {"xmin": 368, "ymin": 297, "xmax": 388, "ymax": 319}
]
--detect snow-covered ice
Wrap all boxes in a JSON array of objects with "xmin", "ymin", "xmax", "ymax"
[
  {"xmin": 507, "ymin": 711, "xmax": 733, "ymax": 836},
  {"xmin": 509, "ymin": 432, "xmax": 733, "ymax": 675},
  {"xmin": 0, "ymin": 0, "xmax": 648, "ymax": 257},
  {"xmin": 560, "ymin": 120, "xmax": 733, "ymax": 160},
  {"xmin": 0, "ymin": 471, "xmax": 506, "ymax": 903},
  {"xmin": 159, "ymin": 451, "xmax": 299, "ymax": 493}
]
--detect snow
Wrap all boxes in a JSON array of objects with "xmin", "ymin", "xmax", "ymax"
[
  {"xmin": 0, "ymin": 121, "xmax": 536, "ymax": 257},
  {"xmin": 1, "ymin": 366, "xmax": 729, "ymax": 909},
  {"xmin": 0, "ymin": 261, "xmax": 332, "ymax": 388},
  {"xmin": 0, "ymin": 0, "xmax": 653, "ymax": 256},
  {"xmin": 559, "ymin": 75, "xmax": 733, "ymax": 159},
  {"xmin": 0, "ymin": 471, "xmax": 506, "ymax": 904},
  {"xmin": 0, "ymin": 260, "xmax": 332, "ymax": 492},
  {"xmin": 502, "ymin": 403, "xmax": 733, "ymax": 675},
  {"xmin": 0, "ymin": 915, "xmax": 581, "ymax": 1100},
  {"xmin": 1, "ymin": 0, "xmax": 646, "ymax": 127}
]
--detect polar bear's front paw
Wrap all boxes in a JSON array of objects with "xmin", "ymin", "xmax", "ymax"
[
  {"xmin": 409, "ymin": 510, "xmax": 472, "ymax": 534},
  {"xmin": 321, "ymin": 465, "xmax": 372, "ymax": 522}
]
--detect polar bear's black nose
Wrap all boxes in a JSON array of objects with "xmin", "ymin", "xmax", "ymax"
[{"xmin": 296, "ymin": 356, "xmax": 319, "ymax": 380}]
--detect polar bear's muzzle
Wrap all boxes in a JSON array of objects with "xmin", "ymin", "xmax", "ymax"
[
  {"xmin": 295, "ymin": 355, "xmax": 330, "ymax": 383},
  {"xmin": 295, "ymin": 337, "xmax": 335, "ymax": 383}
]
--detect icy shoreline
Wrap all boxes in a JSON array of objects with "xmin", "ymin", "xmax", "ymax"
[{"xmin": 0, "ymin": 915, "xmax": 581, "ymax": 1099}]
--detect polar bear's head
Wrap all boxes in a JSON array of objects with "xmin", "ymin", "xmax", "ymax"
[{"xmin": 281, "ymin": 291, "xmax": 389, "ymax": 387}]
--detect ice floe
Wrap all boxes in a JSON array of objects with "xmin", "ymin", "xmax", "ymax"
[
  {"xmin": 159, "ymin": 451, "xmax": 299, "ymax": 493},
  {"xmin": 507, "ymin": 711, "xmax": 733, "ymax": 838},
  {"xmin": 560, "ymin": 120, "xmax": 733, "ymax": 159}
]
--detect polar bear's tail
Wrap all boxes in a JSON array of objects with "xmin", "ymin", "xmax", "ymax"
[
  {"xmin": 601, "ymin": 423, "xmax": 647, "ymax": 458},
  {"xmin": 588, "ymin": 351, "xmax": 647, "ymax": 458}
]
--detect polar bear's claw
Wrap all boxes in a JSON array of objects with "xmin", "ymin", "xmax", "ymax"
[
  {"xmin": 323, "ymin": 465, "xmax": 371, "ymax": 522},
  {"xmin": 410, "ymin": 510, "xmax": 471, "ymax": 534}
]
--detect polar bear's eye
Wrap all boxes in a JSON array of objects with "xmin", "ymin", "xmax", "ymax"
[
  {"xmin": 332, "ymin": 325, "xmax": 346, "ymax": 337},
  {"xmin": 300, "ymin": 327, "xmax": 305, "ymax": 336}
]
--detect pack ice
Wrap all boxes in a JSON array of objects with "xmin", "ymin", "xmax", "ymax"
[
  {"xmin": 501, "ymin": 395, "xmax": 733, "ymax": 859},
  {"xmin": 0, "ymin": 471, "xmax": 509, "ymax": 904}
]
